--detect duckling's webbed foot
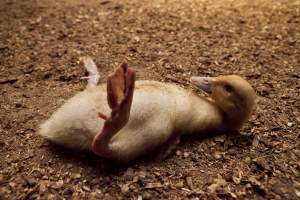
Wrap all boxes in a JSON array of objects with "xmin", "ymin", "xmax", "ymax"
[
  {"xmin": 92, "ymin": 63, "xmax": 136, "ymax": 157},
  {"xmin": 81, "ymin": 56, "xmax": 100, "ymax": 88},
  {"xmin": 155, "ymin": 133, "xmax": 180, "ymax": 162}
]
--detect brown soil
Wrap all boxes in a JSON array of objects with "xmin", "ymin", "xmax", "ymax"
[{"xmin": 0, "ymin": 0, "xmax": 299, "ymax": 199}]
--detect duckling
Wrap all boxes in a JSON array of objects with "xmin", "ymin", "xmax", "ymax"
[{"xmin": 38, "ymin": 57, "xmax": 256, "ymax": 162}]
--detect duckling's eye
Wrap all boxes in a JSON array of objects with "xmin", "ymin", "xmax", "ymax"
[{"xmin": 224, "ymin": 84, "xmax": 234, "ymax": 93}]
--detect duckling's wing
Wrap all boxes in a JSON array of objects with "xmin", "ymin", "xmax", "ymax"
[{"xmin": 82, "ymin": 56, "xmax": 100, "ymax": 87}]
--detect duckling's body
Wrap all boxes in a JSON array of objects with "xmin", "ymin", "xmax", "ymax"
[
  {"xmin": 39, "ymin": 58, "xmax": 256, "ymax": 162},
  {"xmin": 39, "ymin": 81, "xmax": 223, "ymax": 160}
]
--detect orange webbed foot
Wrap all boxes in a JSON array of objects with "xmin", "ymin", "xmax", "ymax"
[
  {"xmin": 107, "ymin": 63, "xmax": 135, "ymax": 124},
  {"xmin": 92, "ymin": 63, "xmax": 136, "ymax": 157},
  {"xmin": 81, "ymin": 56, "xmax": 100, "ymax": 88}
]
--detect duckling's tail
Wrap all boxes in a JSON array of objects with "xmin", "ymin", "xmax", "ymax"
[{"xmin": 38, "ymin": 117, "xmax": 92, "ymax": 151}]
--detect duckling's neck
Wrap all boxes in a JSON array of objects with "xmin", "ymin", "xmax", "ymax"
[
  {"xmin": 221, "ymin": 108, "xmax": 251, "ymax": 130},
  {"xmin": 178, "ymin": 94, "xmax": 225, "ymax": 135},
  {"xmin": 186, "ymin": 96, "xmax": 250, "ymax": 134}
]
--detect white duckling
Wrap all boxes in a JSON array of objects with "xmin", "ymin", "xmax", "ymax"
[{"xmin": 39, "ymin": 57, "xmax": 256, "ymax": 162}]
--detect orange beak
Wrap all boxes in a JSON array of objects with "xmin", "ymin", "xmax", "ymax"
[{"xmin": 190, "ymin": 76, "xmax": 216, "ymax": 93}]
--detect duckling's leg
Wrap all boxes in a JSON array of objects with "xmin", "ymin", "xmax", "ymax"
[
  {"xmin": 92, "ymin": 63, "xmax": 136, "ymax": 158},
  {"xmin": 81, "ymin": 56, "xmax": 100, "ymax": 88},
  {"xmin": 155, "ymin": 133, "xmax": 180, "ymax": 161}
]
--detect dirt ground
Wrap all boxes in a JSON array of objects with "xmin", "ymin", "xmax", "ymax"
[{"xmin": 0, "ymin": 0, "xmax": 299, "ymax": 199}]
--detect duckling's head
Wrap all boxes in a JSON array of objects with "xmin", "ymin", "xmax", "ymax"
[{"xmin": 190, "ymin": 75, "xmax": 257, "ymax": 129}]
